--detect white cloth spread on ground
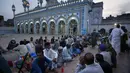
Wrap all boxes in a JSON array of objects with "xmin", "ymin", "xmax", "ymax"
[
  {"xmin": 110, "ymin": 28, "xmax": 124, "ymax": 55},
  {"xmin": 75, "ymin": 63, "xmax": 104, "ymax": 73}
]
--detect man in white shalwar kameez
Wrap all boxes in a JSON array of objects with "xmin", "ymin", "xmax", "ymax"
[
  {"xmin": 43, "ymin": 42, "xmax": 58, "ymax": 70},
  {"xmin": 75, "ymin": 53, "xmax": 104, "ymax": 73},
  {"xmin": 109, "ymin": 24, "xmax": 124, "ymax": 55}
]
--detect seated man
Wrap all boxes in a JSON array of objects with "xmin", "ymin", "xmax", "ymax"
[
  {"xmin": 43, "ymin": 42, "xmax": 58, "ymax": 70},
  {"xmin": 31, "ymin": 45, "xmax": 52, "ymax": 73},
  {"xmin": 96, "ymin": 54, "xmax": 113, "ymax": 73},
  {"xmin": 72, "ymin": 43, "xmax": 81, "ymax": 56},
  {"xmin": 13, "ymin": 41, "xmax": 28, "ymax": 56},
  {"xmin": 75, "ymin": 52, "xmax": 104, "ymax": 73},
  {"xmin": 26, "ymin": 41, "xmax": 36, "ymax": 58},
  {"xmin": 99, "ymin": 44, "xmax": 112, "ymax": 66},
  {"xmin": 7, "ymin": 38, "xmax": 18, "ymax": 50},
  {"xmin": 57, "ymin": 46, "xmax": 64, "ymax": 68},
  {"xmin": 0, "ymin": 54, "xmax": 12, "ymax": 73},
  {"xmin": 62, "ymin": 44, "xmax": 72, "ymax": 62}
]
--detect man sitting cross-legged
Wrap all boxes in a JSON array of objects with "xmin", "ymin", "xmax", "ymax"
[
  {"xmin": 99, "ymin": 44, "xmax": 112, "ymax": 66},
  {"xmin": 43, "ymin": 42, "xmax": 58, "ymax": 72},
  {"xmin": 96, "ymin": 54, "xmax": 113, "ymax": 73},
  {"xmin": 75, "ymin": 52, "xmax": 104, "ymax": 73},
  {"xmin": 31, "ymin": 45, "xmax": 52, "ymax": 73}
]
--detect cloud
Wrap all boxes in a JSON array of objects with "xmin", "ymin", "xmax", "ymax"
[
  {"xmin": 0, "ymin": 0, "xmax": 130, "ymax": 20},
  {"xmin": 119, "ymin": 1, "xmax": 130, "ymax": 14}
]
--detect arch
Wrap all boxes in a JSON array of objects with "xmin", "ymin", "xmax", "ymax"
[
  {"xmin": 58, "ymin": 20, "xmax": 66, "ymax": 34},
  {"xmin": 20, "ymin": 23, "xmax": 24, "ymax": 33},
  {"xmin": 17, "ymin": 23, "xmax": 20, "ymax": 33},
  {"xmin": 48, "ymin": 19, "xmax": 56, "ymax": 35},
  {"xmin": 29, "ymin": 22, "xmax": 34, "ymax": 34},
  {"xmin": 57, "ymin": 17, "xmax": 66, "ymax": 25},
  {"xmin": 41, "ymin": 20, "xmax": 47, "ymax": 34},
  {"xmin": 68, "ymin": 16, "xmax": 79, "ymax": 35},
  {"xmin": 25, "ymin": 22, "xmax": 28, "ymax": 33},
  {"xmin": 35, "ymin": 21, "xmax": 40, "ymax": 34},
  {"xmin": 57, "ymin": 17, "xmax": 66, "ymax": 35}
]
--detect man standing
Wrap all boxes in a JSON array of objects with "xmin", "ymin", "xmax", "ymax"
[
  {"xmin": 109, "ymin": 24, "xmax": 124, "ymax": 55},
  {"xmin": 91, "ymin": 29, "xmax": 98, "ymax": 48}
]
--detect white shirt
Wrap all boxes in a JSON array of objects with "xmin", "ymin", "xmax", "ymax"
[
  {"xmin": 100, "ymin": 51, "xmax": 112, "ymax": 65},
  {"xmin": 14, "ymin": 45, "xmax": 28, "ymax": 56},
  {"xmin": 110, "ymin": 28, "xmax": 124, "ymax": 42},
  {"xmin": 43, "ymin": 48, "xmax": 58, "ymax": 61},
  {"xmin": 26, "ymin": 43, "xmax": 35, "ymax": 54},
  {"xmin": 62, "ymin": 46, "xmax": 72, "ymax": 59},
  {"xmin": 110, "ymin": 28, "xmax": 124, "ymax": 54},
  {"xmin": 75, "ymin": 63, "xmax": 104, "ymax": 73}
]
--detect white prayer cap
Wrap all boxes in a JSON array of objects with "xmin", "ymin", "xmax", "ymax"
[
  {"xmin": 58, "ymin": 46, "xmax": 63, "ymax": 50},
  {"xmin": 12, "ymin": 38, "xmax": 15, "ymax": 40}
]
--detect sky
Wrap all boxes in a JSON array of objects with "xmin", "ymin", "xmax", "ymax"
[{"xmin": 0, "ymin": 0, "xmax": 130, "ymax": 20}]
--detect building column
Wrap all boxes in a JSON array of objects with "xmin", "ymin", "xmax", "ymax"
[
  {"xmin": 40, "ymin": 22, "xmax": 43, "ymax": 34},
  {"xmin": 47, "ymin": 23, "xmax": 50, "ymax": 35},
  {"xmin": 24, "ymin": 25, "xmax": 26, "ymax": 34},
  {"xmin": 34, "ymin": 23, "xmax": 37, "ymax": 34},
  {"xmin": 55, "ymin": 24, "xmax": 58, "ymax": 35},
  {"xmin": 65, "ymin": 24, "xmax": 69, "ymax": 35},
  {"xmin": 83, "ymin": 5, "xmax": 88, "ymax": 34},
  {"xmin": 14, "ymin": 20, "xmax": 17, "ymax": 33}
]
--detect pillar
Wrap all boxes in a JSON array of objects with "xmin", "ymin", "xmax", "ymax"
[
  {"xmin": 47, "ymin": 23, "xmax": 50, "ymax": 35},
  {"xmin": 55, "ymin": 24, "xmax": 58, "ymax": 35}
]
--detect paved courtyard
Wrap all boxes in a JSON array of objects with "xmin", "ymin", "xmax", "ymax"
[{"xmin": 0, "ymin": 34, "xmax": 130, "ymax": 73}]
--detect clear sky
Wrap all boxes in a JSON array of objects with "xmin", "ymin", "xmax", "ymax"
[{"xmin": 0, "ymin": 0, "xmax": 130, "ymax": 20}]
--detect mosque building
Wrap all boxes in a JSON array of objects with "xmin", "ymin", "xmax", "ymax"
[{"xmin": 14, "ymin": 0, "xmax": 103, "ymax": 35}]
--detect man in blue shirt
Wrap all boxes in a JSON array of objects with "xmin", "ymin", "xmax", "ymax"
[{"xmin": 31, "ymin": 45, "xmax": 52, "ymax": 73}]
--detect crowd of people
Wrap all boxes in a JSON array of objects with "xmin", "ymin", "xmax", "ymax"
[
  {"xmin": 0, "ymin": 35, "xmax": 87, "ymax": 73},
  {"xmin": 0, "ymin": 24, "xmax": 130, "ymax": 73}
]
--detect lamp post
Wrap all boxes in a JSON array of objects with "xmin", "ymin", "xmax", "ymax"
[{"xmin": 12, "ymin": 4, "xmax": 16, "ymax": 18}]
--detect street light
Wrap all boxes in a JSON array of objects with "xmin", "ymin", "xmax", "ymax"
[{"xmin": 12, "ymin": 4, "xmax": 16, "ymax": 18}]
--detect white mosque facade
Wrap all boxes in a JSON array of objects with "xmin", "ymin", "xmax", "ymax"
[{"xmin": 14, "ymin": 0, "xmax": 103, "ymax": 35}]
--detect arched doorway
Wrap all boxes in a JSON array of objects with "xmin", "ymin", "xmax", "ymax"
[
  {"xmin": 17, "ymin": 24, "xmax": 20, "ymax": 33},
  {"xmin": 21, "ymin": 24, "xmax": 24, "ymax": 33},
  {"xmin": 69, "ymin": 19, "xmax": 78, "ymax": 35},
  {"xmin": 42, "ymin": 22, "xmax": 47, "ymax": 34},
  {"xmin": 36, "ymin": 23, "xmax": 40, "ymax": 34},
  {"xmin": 25, "ymin": 24, "xmax": 28, "ymax": 33},
  {"xmin": 58, "ymin": 21, "xmax": 65, "ymax": 35},
  {"xmin": 50, "ymin": 22, "xmax": 55, "ymax": 35},
  {"xmin": 30, "ymin": 23, "xmax": 34, "ymax": 34}
]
